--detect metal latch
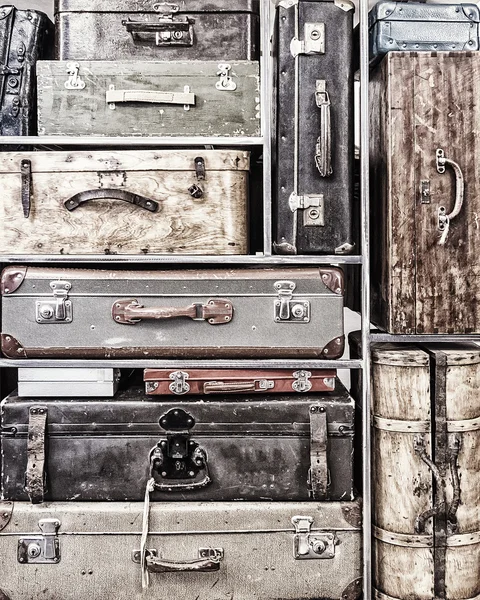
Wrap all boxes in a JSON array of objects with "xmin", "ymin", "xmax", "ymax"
[
  {"xmin": 169, "ymin": 370, "xmax": 190, "ymax": 395},
  {"xmin": 64, "ymin": 62, "xmax": 85, "ymax": 90},
  {"xmin": 18, "ymin": 519, "xmax": 61, "ymax": 564},
  {"xmin": 292, "ymin": 516, "xmax": 335, "ymax": 560},
  {"xmin": 292, "ymin": 370, "xmax": 312, "ymax": 392},
  {"xmin": 274, "ymin": 281, "xmax": 311, "ymax": 323},
  {"xmin": 421, "ymin": 180, "xmax": 431, "ymax": 204},
  {"xmin": 36, "ymin": 281, "xmax": 72, "ymax": 324},
  {"xmin": 188, "ymin": 156, "xmax": 205, "ymax": 199},
  {"xmin": 289, "ymin": 192, "xmax": 324, "ymax": 227},
  {"xmin": 149, "ymin": 408, "xmax": 211, "ymax": 491},
  {"xmin": 216, "ymin": 64, "xmax": 237, "ymax": 91},
  {"xmin": 290, "ymin": 23, "xmax": 325, "ymax": 57}
]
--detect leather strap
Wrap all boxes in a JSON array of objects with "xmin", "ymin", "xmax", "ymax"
[
  {"xmin": 309, "ymin": 404, "xmax": 328, "ymax": 500},
  {"xmin": 20, "ymin": 159, "xmax": 31, "ymax": 218},
  {"xmin": 24, "ymin": 406, "xmax": 47, "ymax": 504},
  {"xmin": 64, "ymin": 189, "xmax": 159, "ymax": 213}
]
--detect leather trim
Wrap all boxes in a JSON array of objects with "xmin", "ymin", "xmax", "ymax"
[
  {"xmin": 322, "ymin": 335, "xmax": 344, "ymax": 359},
  {"xmin": 25, "ymin": 406, "xmax": 48, "ymax": 504},
  {"xmin": 1, "ymin": 334, "xmax": 27, "ymax": 358},
  {"xmin": 0, "ymin": 501, "xmax": 13, "ymax": 532},
  {"xmin": 342, "ymin": 498, "xmax": 362, "ymax": 528},
  {"xmin": 319, "ymin": 268, "xmax": 344, "ymax": 295},
  {"xmin": 1, "ymin": 266, "xmax": 27, "ymax": 294},
  {"xmin": 341, "ymin": 578, "xmax": 363, "ymax": 600}
]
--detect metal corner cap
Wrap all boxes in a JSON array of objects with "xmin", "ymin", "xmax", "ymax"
[
  {"xmin": 1, "ymin": 266, "xmax": 27, "ymax": 295},
  {"xmin": 341, "ymin": 578, "xmax": 363, "ymax": 600},
  {"xmin": 1, "ymin": 334, "xmax": 27, "ymax": 359},
  {"xmin": 341, "ymin": 498, "xmax": 362, "ymax": 528},
  {"xmin": 0, "ymin": 501, "xmax": 13, "ymax": 532},
  {"xmin": 334, "ymin": 0, "xmax": 355, "ymax": 12}
]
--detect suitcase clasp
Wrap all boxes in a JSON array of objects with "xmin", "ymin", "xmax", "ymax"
[
  {"xmin": 274, "ymin": 280, "xmax": 311, "ymax": 323},
  {"xmin": 17, "ymin": 518, "xmax": 61, "ymax": 564},
  {"xmin": 290, "ymin": 23, "xmax": 325, "ymax": 57},
  {"xmin": 35, "ymin": 281, "xmax": 73, "ymax": 324},
  {"xmin": 288, "ymin": 192, "xmax": 325, "ymax": 227},
  {"xmin": 292, "ymin": 516, "xmax": 336, "ymax": 560}
]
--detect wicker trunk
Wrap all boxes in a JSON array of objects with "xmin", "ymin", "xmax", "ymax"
[{"xmin": 370, "ymin": 52, "xmax": 480, "ymax": 333}]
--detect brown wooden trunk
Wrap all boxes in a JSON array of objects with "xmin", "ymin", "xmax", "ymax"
[
  {"xmin": 370, "ymin": 51, "xmax": 480, "ymax": 334},
  {"xmin": 371, "ymin": 342, "xmax": 480, "ymax": 600}
]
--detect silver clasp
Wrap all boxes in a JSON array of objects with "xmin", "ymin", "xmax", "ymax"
[
  {"xmin": 36, "ymin": 281, "xmax": 72, "ymax": 324},
  {"xmin": 274, "ymin": 281, "xmax": 311, "ymax": 323},
  {"xmin": 292, "ymin": 516, "xmax": 335, "ymax": 560},
  {"xmin": 169, "ymin": 371, "xmax": 190, "ymax": 395},
  {"xmin": 216, "ymin": 64, "xmax": 237, "ymax": 91},
  {"xmin": 18, "ymin": 519, "xmax": 61, "ymax": 564},
  {"xmin": 64, "ymin": 62, "xmax": 85, "ymax": 90}
]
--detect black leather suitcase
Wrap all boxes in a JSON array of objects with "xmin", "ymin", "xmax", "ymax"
[
  {"xmin": 0, "ymin": 6, "xmax": 53, "ymax": 136},
  {"xmin": 0, "ymin": 384, "xmax": 355, "ymax": 503},
  {"xmin": 273, "ymin": 0, "xmax": 355, "ymax": 255}
]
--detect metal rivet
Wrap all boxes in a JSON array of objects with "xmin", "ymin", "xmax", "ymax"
[{"xmin": 161, "ymin": 471, "xmax": 167, "ymax": 477}]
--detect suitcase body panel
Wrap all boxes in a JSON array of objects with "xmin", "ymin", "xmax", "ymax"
[
  {"xmin": 369, "ymin": 2, "xmax": 480, "ymax": 66},
  {"xmin": 0, "ymin": 500, "xmax": 362, "ymax": 600},
  {"xmin": 0, "ymin": 6, "xmax": 53, "ymax": 136},
  {"xmin": 37, "ymin": 60, "xmax": 261, "ymax": 138},
  {"xmin": 143, "ymin": 368, "xmax": 336, "ymax": 395},
  {"xmin": 0, "ymin": 266, "xmax": 345, "ymax": 359},
  {"xmin": 55, "ymin": 0, "xmax": 260, "ymax": 61},
  {"xmin": 367, "ymin": 342, "xmax": 480, "ymax": 599},
  {"xmin": 17, "ymin": 367, "xmax": 121, "ymax": 397},
  {"xmin": 273, "ymin": 0, "xmax": 355, "ymax": 254},
  {"xmin": 1, "ymin": 385, "xmax": 355, "ymax": 502},
  {"xmin": 0, "ymin": 150, "xmax": 250, "ymax": 256},
  {"xmin": 370, "ymin": 52, "xmax": 480, "ymax": 334}
]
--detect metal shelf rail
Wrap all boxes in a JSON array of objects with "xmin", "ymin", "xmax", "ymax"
[{"xmin": 0, "ymin": 0, "xmax": 372, "ymax": 596}]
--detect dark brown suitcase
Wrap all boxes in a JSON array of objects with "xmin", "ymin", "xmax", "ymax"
[
  {"xmin": 370, "ymin": 51, "xmax": 480, "ymax": 334},
  {"xmin": 144, "ymin": 368, "xmax": 336, "ymax": 396},
  {"xmin": 55, "ymin": 0, "xmax": 259, "ymax": 61},
  {"xmin": 0, "ymin": 6, "xmax": 54, "ymax": 135},
  {"xmin": 1, "ymin": 383, "xmax": 355, "ymax": 502},
  {"xmin": 273, "ymin": 0, "xmax": 355, "ymax": 255}
]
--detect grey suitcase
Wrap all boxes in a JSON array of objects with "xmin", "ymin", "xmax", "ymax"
[
  {"xmin": 17, "ymin": 368, "xmax": 121, "ymax": 397},
  {"xmin": 37, "ymin": 60, "xmax": 260, "ymax": 138},
  {"xmin": 369, "ymin": 1, "xmax": 480, "ymax": 66},
  {"xmin": 55, "ymin": 0, "xmax": 260, "ymax": 61},
  {"xmin": 273, "ymin": 0, "xmax": 355, "ymax": 255},
  {"xmin": 0, "ymin": 383, "xmax": 355, "ymax": 503},
  {"xmin": 0, "ymin": 500, "xmax": 363, "ymax": 600},
  {"xmin": 1, "ymin": 266, "xmax": 345, "ymax": 359}
]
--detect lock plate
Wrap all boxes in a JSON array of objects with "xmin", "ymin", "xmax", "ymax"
[
  {"xmin": 292, "ymin": 370, "xmax": 312, "ymax": 393},
  {"xmin": 292, "ymin": 516, "xmax": 335, "ymax": 560},
  {"xmin": 290, "ymin": 23, "xmax": 325, "ymax": 57},
  {"xmin": 18, "ymin": 519, "xmax": 61, "ymax": 564},
  {"xmin": 35, "ymin": 281, "xmax": 72, "ymax": 324},
  {"xmin": 288, "ymin": 192, "xmax": 324, "ymax": 227},
  {"xmin": 169, "ymin": 370, "xmax": 190, "ymax": 395},
  {"xmin": 274, "ymin": 281, "xmax": 311, "ymax": 323}
]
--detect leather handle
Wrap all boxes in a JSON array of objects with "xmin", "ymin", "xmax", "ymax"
[
  {"xmin": 122, "ymin": 15, "xmax": 194, "ymax": 48},
  {"xmin": 24, "ymin": 406, "xmax": 47, "ymax": 504},
  {"xmin": 64, "ymin": 189, "xmax": 159, "ymax": 213},
  {"xmin": 106, "ymin": 87, "xmax": 195, "ymax": 107},
  {"xmin": 112, "ymin": 298, "xmax": 233, "ymax": 325},
  {"xmin": 309, "ymin": 405, "xmax": 328, "ymax": 500},
  {"xmin": 436, "ymin": 148, "xmax": 465, "ymax": 245},
  {"xmin": 146, "ymin": 554, "xmax": 221, "ymax": 573},
  {"xmin": 315, "ymin": 80, "xmax": 333, "ymax": 178},
  {"xmin": 203, "ymin": 380, "xmax": 274, "ymax": 394}
]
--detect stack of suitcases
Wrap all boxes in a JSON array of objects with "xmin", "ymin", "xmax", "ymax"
[
  {"xmin": 0, "ymin": 0, "xmax": 479, "ymax": 598},
  {"xmin": 0, "ymin": 1, "xmax": 363, "ymax": 599}
]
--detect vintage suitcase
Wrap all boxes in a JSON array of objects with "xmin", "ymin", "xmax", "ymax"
[
  {"xmin": 144, "ymin": 368, "xmax": 337, "ymax": 395},
  {"xmin": 0, "ymin": 500, "xmax": 362, "ymax": 600},
  {"xmin": 370, "ymin": 52, "xmax": 480, "ymax": 333},
  {"xmin": 0, "ymin": 149, "xmax": 250, "ymax": 255},
  {"xmin": 0, "ymin": 6, "xmax": 54, "ymax": 136},
  {"xmin": 17, "ymin": 368, "xmax": 121, "ymax": 397},
  {"xmin": 55, "ymin": 0, "xmax": 260, "ymax": 61},
  {"xmin": 273, "ymin": 0, "xmax": 355, "ymax": 255},
  {"xmin": 369, "ymin": 2, "xmax": 480, "ymax": 66},
  {"xmin": 1, "ymin": 383, "xmax": 355, "ymax": 502},
  {"xmin": 355, "ymin": 339, "xmax": 480, "ymax": 600},
  {"xmin": 37, "ymin": 60, "xmax": 260, "ymax": 138},
  {"xmin": 0, "ymin": 266, "xmax": 345, "ymax": 359}
]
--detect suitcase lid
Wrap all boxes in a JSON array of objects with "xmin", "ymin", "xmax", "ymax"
[
  {"xmin": 55, "ymin": 0, "xmax": 259, "ymax": 15},
  {"xmin": 1, "ymin": 384, "xmax": 354, "ymax": 435},
  {"xmin": 369, "ymin": 1, "xmax": 480, "ymax": 28},
  {"xmin": 144, "ymin": 368, "xmax": 337, "ymax": 384}
]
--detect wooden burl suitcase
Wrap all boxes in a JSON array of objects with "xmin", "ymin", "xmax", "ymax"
[
  {"xmin": 0, "ymin": 149, "xmax": 249, "ymax": 255},
  {"xmin": 1, "ymin": 266, "xmax": 345, "ymax": 359},
  {"xmin": 370, "ymin": 51, "xmax": 480, "ymax": 333},
  {"xmin": 367, "ymin": 341, "xmax": 480, "ymax": 600},
  {"xmin": 0, "ymin": 500, "xmax": 362, "ymax": 600}
]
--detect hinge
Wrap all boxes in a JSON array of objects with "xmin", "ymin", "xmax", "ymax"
[
  {"xmin": 169, "ymin": 370, "xmax": 190, "ymax": 395},
  {"xmin": 274, "ymin": 280, "xmax": 311, "ymax": 323},
  {"xmin": 288, "ymin": 192, "xmax": 324, "ymax": 227},
  {"xmin": 35, "ymin": 281, "xmax": 73, "ymax": 324},
  {"xmin": 18, "ymin": 519, "xmax": 61, "ymax": 564},
  {"xmin": 292, "ymin": 370, "xmax": 312, "ymax": 392},
  {"xmin": 290, "ymin": 23, "xmax": 325, "ymax": 57},
  {"xmin": 292, "ymin": 516, "xmax": 336, "ymax": 559}
]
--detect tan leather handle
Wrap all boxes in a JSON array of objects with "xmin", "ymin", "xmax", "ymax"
[
  {"xmin": 203, "ymin": 379, "xmax": 275, "ymax": 394},
  {"xmin": 146, "ymin": 555, "xmax": 221, "ymax": 573},
  {"xmin": 112, "ymin": 298, "xmax": 233, "ymax": 325}
]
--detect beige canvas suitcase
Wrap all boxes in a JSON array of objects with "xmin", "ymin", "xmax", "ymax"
[
  {"xmin": 0, "ymin": 500, "xmax": 362, "ymax": 600},
  {"xmin": 0, "ymin": 149, "xmax": 249, "ymax": 255}
]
